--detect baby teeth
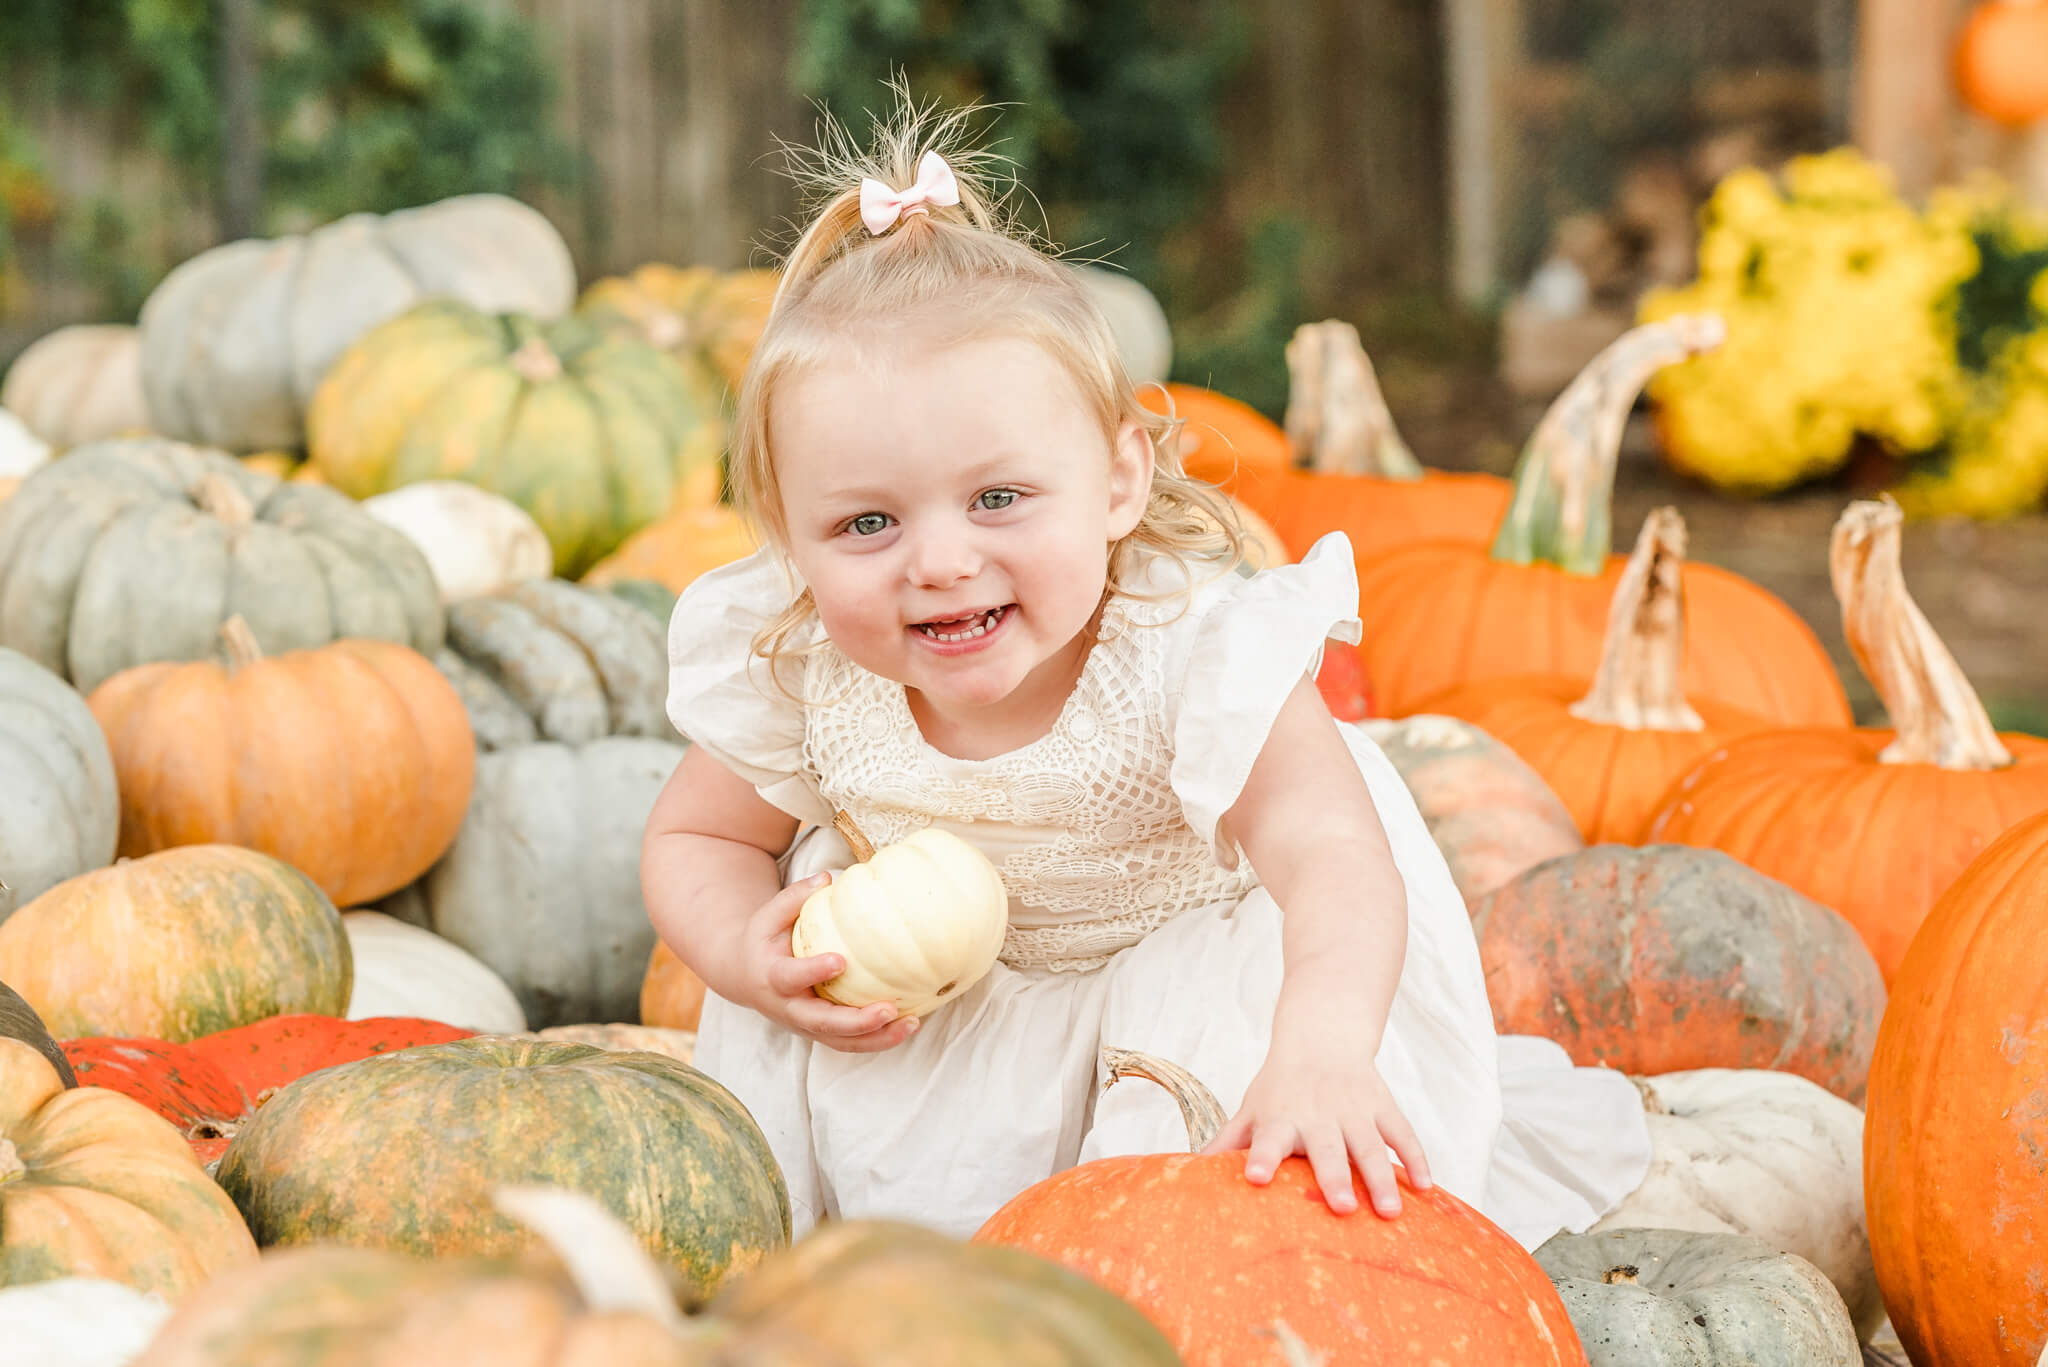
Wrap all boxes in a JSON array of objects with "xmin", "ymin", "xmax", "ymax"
[{"xmin": 919, "ymin": 607, "xmax": 1004, "ymax": 642}]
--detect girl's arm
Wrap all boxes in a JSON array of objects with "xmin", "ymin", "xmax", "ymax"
[
  {"xmin": 1200, "ymin": 671, "xmax": 1431, "ymax": 1215},
  {"xmin": 641, "ymin": 748, "xmax": 917, "ymax": 1051}
]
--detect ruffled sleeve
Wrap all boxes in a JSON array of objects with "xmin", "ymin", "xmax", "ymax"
[
  {"xmin": 1167, "ymin": 532, "xmax": 1364, "ymax": 867},
  {"xmin": 665, "ymin": 548, "xmax": 834, "ymax": 826}
]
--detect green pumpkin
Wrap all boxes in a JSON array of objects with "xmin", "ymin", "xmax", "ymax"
[
  {"xmin": 306, "ymin": 301, "xmax": 709, "ymax": 577},
  {"xmin": 214, "ymin": 1036, "xmax": 789, "ymax": 1306},
  {"xmin": 1536, "ymin": 1228, "xmax": 1860, "ymax": 1366},
  {"xmin": 0, "ymin": 439, "xmax": 443, "ymax": 693},
  {"xmin": 0, "ymin": 647, "xmax": 117, "ymax": 914}
]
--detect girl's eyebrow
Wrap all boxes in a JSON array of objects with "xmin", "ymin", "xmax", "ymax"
[{"xmin": 810, "ymin": 453, "xmax": 1031, "ymax": 505}]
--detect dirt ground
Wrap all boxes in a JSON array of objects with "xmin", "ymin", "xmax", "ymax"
[{"xmin": 1387, "ymin": 366, "xmax": 2048, "ymax": 732}]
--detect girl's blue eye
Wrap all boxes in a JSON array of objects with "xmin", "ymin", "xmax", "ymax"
[
  {"xmin": 977, "ymin": 489, "xmax": 1019, "ymax": 511},
  {"xmin": 848, "ymin": 513, "xmax": 891, "ymax": 537}
]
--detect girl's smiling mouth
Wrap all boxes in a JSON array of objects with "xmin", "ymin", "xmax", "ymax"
[{"xmin": 911, "ymin": 604, "xmax": 1014, "ymax": 648}]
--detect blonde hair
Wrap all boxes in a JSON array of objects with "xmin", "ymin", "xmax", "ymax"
[{"xmin": 730, "ymin": 89, "xmax": 1247, "ymax": 676}]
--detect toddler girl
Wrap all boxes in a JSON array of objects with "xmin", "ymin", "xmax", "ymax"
[{"xmin": 644, "ymin": 105, "xmax": 1649, "ymax": 1246}]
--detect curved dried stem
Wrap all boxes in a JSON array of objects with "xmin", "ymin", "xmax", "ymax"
[
  {"xmin": 218, "ymin": 615, "xmax": 265, "ymax": 674},
  {"xmin": 493, "ymin": 1185, "xmax": 688, "ymax": 1332},
  {"xmin": 1491, "ymin": 313, "xmax": 1726, "ymax": 575},
  {"xmin": 1283, "ymin": 320, "xmax": 1420, "ymax": 478},
  {"xmin": 194, "ymin": 472, "xmax": 255, "ymax": 527},
  {"xmin": 509, "ymin": 336, "xmax": 564, "ymax": 384},
  {"xmin": 1568, "ymin": 507, "xmax": 1705, "ymax": 731},
  {"xmin": 1100, "ymin": 1048, "xmax": 1226, "ymax": 1152},
  {"xmin": 1831, "ymin": 498, "xmax": 2010, "ymax": 770},
  {"xmin": 832, "ymin": 809, "xmax": 877, "ymax": 863},
  {"xmin": 0, "ymin": 1138, "xmax": 23, "ymax": 1185}
]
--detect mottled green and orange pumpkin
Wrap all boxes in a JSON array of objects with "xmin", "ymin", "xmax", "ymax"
[
  {"xmin": 576, "ymin": 262, "xmax": 777, "ymax": 397},
  {"xmin": 87, "ymin": 617, "xmax": 475, "ymax": 908},
  {"xmin": 215, "ymin": 1036, "xmax": 788, "ymax": 1306},
  {"xmin": 975, "ymin": 1050, "xmax": 1588, "ymax": 1366},
  {"xmin": 0, "ymin": 1036, "xmax": 257, "ymax": 1298},
  {"xmin": 0, "ymin": 846, "xmax": 351, "ymax": 1043},
  {"xmin": 1471, "ymin": 845, "xmax": 1886, "ymax": 1102},
  {"xmin": 1412, "ymin": 508, "xmax": 1776, "ymax": 844},
  {"xmin": 306, "ymin": 300, "xmax": 712, "ymax": 577}
]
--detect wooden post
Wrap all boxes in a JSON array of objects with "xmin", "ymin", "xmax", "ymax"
[
  {"xmin": 1443, "ymin": 0, "xmax": 1523, "ymax": 304},
  {"xmin": 216, "ymin": 0, "xmax": 263, "ymax": 240},
  {"xmin": 1853, "ymin": 0, "xmax": 1971, "ymax": 198}
]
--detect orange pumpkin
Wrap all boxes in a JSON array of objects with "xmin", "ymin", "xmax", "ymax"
[
  {"xmin": 1955, "ymin": 0, "xmax": 2048, "ymax": 127},
  {"xmin": 1352, "ymin": 316, "xmax": 1851, "ymax": 727},
  {"xmin": 1865, "ymin": 806, "xmax": 2048, "ymax": 1366},
  {"xmin": 581, "ymin": 462, "xmax": 760, "ymax": 596},
  {"xmin": 974, "ymin": 1050, "xmax": 1588, "ymax": 1367},
  {"xmin": 1143, "ymin": 323, "xmax": 1512, "ymax": 564},
  {"xmin": 640, "ymin": 942, "xmax": 707, "ymax": 1033},
  {"xmin": 1412, "ymin": 508, "xmax": 1776, "ymax": 843},
  {"xmin": 1648, "ymin": 498, "xmax": 2048, "ymax": 981},
  {"xmin": 87, "ymin": 616, "xmax": 475, "ymax": 907}
]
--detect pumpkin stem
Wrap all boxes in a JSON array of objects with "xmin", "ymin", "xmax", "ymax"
[
  {"xmin": 1259, "ymin": 1321, "xmax": 1331, "ymax": 1367},
  {"xmin": 1100, "ymin": 1048, "xmax": 1227, "ymax": 1152},
  {"xmin": 1567, "ymin": 507, "xmax": 1705, "ymax": 732},
  {"xmin": 509, "ymin": 336, "xmax": 564, "ymax": 384},
  {"xmin": 1283, "ymin": 320, "xmax": 1421, "ymax": 479},
  {"xmin": 1601, "ymin": 1265, "xmax": 1641, "ymax": 1286},
  {"xmin": 0, "ymin": 1139, "xmax": 23, "ymax": 1186},
  {"xmin": 1832, "ymin": 498, "xmax": 2012, "ymax": 770},
  {"xmin": 641, "ymin": 308, "xmax": 688, "ymax": 352},
  {"xmin": 492, "ymin": 1185, "xmax": 689, "ymax": 1332},
  {"xmin": 1628, "ymin": 1075, "xmax": 1670, "ymax": 1116},
  {"xmin": 218, "ymin": 615, "xmax": 265, "ymax": 673},
  {"xmin": 1489, "ymin": 314, "xmax": 1726, "ymax": 576},
  {"xmin": 194, "ymin": 472, "xmax": 255, "ymax": 527},
  {"xmin": 832, "ymin": 810, "xmax": 877, "ymax": 863}
]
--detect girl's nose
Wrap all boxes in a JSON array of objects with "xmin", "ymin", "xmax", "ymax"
[{"xmin": 905, "ymin": 520, "xmax": 982, "ymax": 588}]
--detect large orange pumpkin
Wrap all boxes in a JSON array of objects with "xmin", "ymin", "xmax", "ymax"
[
  {"xmin": 640, "ymin": 941, "xmax": 707, "ymax": 1032},
  {"xmin": 87, "ymin": 617, "xmax": 475, "ymax": 907},
  {"xmin": 1648, "ymin": 498, "xmax": 2048, "ymax": 981},
  {"xmin": 1143, "ymin": 322, "xmax": 1512, "ymax": 564},
  {"xmin": 1472, "ymin": 845, "xmax": 1887, "ymax": 1102},
  {"xmin": 1351, "ymin": 316, "xmax": 1852, "ymax": 727},
  {"xmin": 0, "ymin": 845, "xmax": 351, "ymax": 1043},
  {"xmin": 1412, "ymin": 508, "xmax": 1776, "ymax": 843},
  {"xmin": 1955, "ymin": 0, "xmax": 2048, "ymax": 127},
  {"xmin": 1865, "ymin": 806, "xmax": 2048, "ymax": 1366},
  {"xmin": 974, "ymin": 1050, "xmax": 1588, "ymax": 1366}
]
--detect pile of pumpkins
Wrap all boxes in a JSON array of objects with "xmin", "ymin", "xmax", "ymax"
[{"xmin": 0, "ymin": 191, "xmax": 2039, "ymax": 1367}]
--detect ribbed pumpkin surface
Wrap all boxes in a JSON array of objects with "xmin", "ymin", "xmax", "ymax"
[
  {"xmin": 1413, "ymin": 675, "xmax": 1773, "ymax": 844},
  {"xmin": 307, "ymin": 300, "xmax": 709, "ymax": 576},
  {"xmin": 215, "ymin": 1036, "xmax": 789, "ymax": 1305},
  {"xmin": 1472, "ymin": 846, "xmax": 1886, "ymax": 1102},
  {"xmin": 975, "ymin": 1152, "xmax": 1587, "ymax": 1366},
  {"xmin": 1647, "ymin": 727, "xmax": 2048, "ymax": 981},
  {"xmin": 1865, "ymin": 809, "xmax": 2048, "ymax": 1366},
  {"xmin": 0, "ymin": 846, "xmax": 351, "ymax": 1043},
  {"xmin": 0, "ymin": 1037, "xmax": 257, "ymax": 1297}
]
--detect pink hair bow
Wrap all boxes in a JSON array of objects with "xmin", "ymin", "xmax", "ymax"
[{"xmin": 860, "ymin": 150, "xmax": 960, "ymax": 235}]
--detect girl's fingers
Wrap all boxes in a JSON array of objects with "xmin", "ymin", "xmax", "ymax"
[
  {"xmin": 767, "ymin": 951, "xmax": 844, "ymax": 995},
  {"xmin": 1348, "ymin": 1126, "xmax": 1402, "ymax": 1218},
  {"xmin": 759, "ymin": 872, "xmax": 833, "ymax": 936},
  {"xmin": 1379, "ymin": 1106, "xmax": 1433, "ymax": 1191},
  {"xmin": 1200, "ymin": 1108, "xmax": 1254, "ymax": 1156},
  {"xmin": 816, "ymin": 1015, "xmax": 919, "ymax": 1053},
  {"xmin": 1243, "ymin": 1122, "xmax": 1297, "ymax": 1186},
  {"xmin": 785, "ymin": 995, "xmax": 900, "ymax": 1039},
  {"xmin": 1304, "ymin": 1126, "xmax": 1359, "ymax": 1214}
]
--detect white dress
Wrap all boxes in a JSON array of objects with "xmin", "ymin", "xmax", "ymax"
[{"xmin": 666, "ymin": 532, "xmax": 1650, "ymax": 1249}]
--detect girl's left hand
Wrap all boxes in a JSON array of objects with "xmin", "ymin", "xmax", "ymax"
[{"xmin": 1199, "ymin": 1036, "xmax": 1432, "ymax": 1218}]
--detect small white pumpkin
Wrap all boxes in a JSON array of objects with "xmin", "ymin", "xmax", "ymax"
[
  {"xmin": 362, "ymin": 480, "xmax": 554, "ymax": 604},
  {"xmin": 0, "ymin": 324, "xmax": 150, "ymax": 449},
  {"xmin": 1598, "ymin": 1068, "xmax": 1879, "ymax": 1341},
  {"xmin": 1070, "ymin": 264, "xmax": 1172, "ymax": 384},
  {"xmin": 0, "ymin": 1276, "xmax": 170, "ymax": 1367},
  {"xmin": 341, "ymin": 909, "xmax": 528, "ymax": 1033},
  {"xmin": 791, "ymin": 813, "xmax": 1008, "ymax": 1018}
]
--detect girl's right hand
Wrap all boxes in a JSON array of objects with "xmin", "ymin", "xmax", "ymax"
[{"xmin": 736, "ymin": 872, "xmax": 920, "ymax": 1053}]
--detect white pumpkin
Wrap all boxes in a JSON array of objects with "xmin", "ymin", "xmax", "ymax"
[
  {"xmin": 1599, "ymin": 1068, "xmax": 1880, "ymax": 1341},
  {"xmin": 1070, "ymin": 264, "xmax": 1172, "ymax": 384},
  {"xmin": 791, "ymin": 814, "xmax": 1008, "ymax": 1018},
  {"xmin": 0, "ymin": 325, "xmax": 150, "ymax": 449},
  {"xmin": 0, "ymin": 1276, "xmax": 170, "ymax": 1367},
  {"xmin": 341, "ymin": 909, "xmax": 527, "ymax": 1033},
  {"xmin": 0, "ymin": 406, "xmax": 51, "ymax": 478},
  {"xmin": 363, "ymin": 481, "xmax": 553, "ymax": 603}
]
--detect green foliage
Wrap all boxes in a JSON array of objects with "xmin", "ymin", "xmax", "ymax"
[{"xmin": 794, "ymin": 1, "xmax": 1296, "ymax": 402}]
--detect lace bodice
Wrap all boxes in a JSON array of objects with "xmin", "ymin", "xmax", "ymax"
[{"xmin": 802, "ymin": 594, "xmax": 1258, "ymax": 972}]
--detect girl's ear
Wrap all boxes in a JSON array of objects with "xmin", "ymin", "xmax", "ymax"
[{"xmin": 1106, "ymin": 418, "xmax": 1156, "ymax": 539}]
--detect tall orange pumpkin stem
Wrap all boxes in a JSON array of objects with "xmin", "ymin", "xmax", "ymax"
[
  {"xmin": 831, "ymin": 810, "xmax": 877, "ymax": 863},
  {"xmin": 1282, "ymin": 321, "xmax": 1421, "ymax": 479},
  {"xmin": 1568, "ymin": 507, "xmax": 1705, "ymax": 732},
  {"xmin": 218, "ymin": 615, "xmax": 265, "ymax": 674},
  {"xmin": 1101, "ymin": 1048, "xmax": 1225, "ymax": 1151},
  {"xmin": 1490, "ymin": 314, "xmax": 1727, "ymax": 576},
  {"xmin": 1831, "ymin": 498, "xmax": 2012, "ymax": 770},
  {"xmin": 194, "ymin": 472, "xmax": 255, "ymax": 527}
]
